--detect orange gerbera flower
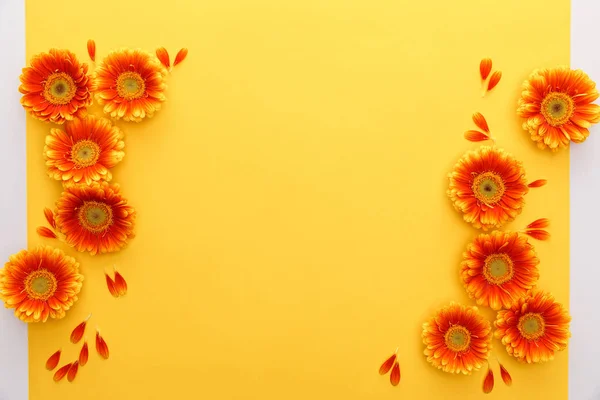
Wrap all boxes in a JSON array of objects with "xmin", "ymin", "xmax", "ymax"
[
  {"xmin": 460, "ymin": 231, "xmax": 539, "ymax": 310},
  {"xmin": 495, "ymin": 290, "xmax": 571, "ymax": 363},
  {"xmin": 94, "ymin": 49, "xmax": 167, "ymax": 122},
  {"xmin": 19, "ymin": 49, "xmax": 92, "ymax": 124},
  {"xmin": 0, "ymin": 246, "xmax": 83, "ymax": 323},
  {"xmin": 55, "ymin": 182, "xmax": 135, "ymax": 255},
  {"xmin": 447, "ymin": 146, "xmax": 529, "ymax": 231},
  {"xmin": 44, "ymin": 116, "xmax": 125, "ymax": 185},
  {"xmin": 422, "ymin": 303, "xmax": 492, "ymax": 374},
  {"xmin": 518, "ymin": 66, "xmax": 600, "ymax": 151}
]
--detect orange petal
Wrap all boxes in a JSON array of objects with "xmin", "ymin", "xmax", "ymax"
[
  {"xmin": 464, "ymin": 130, "xmax": 489, "ymax": 142},
  {"xmin": 44, "ymin": 207, "xmax": 56, "ymax": 229},
  {"xmin": 87, "ymin": 39, "xmax": 96, "ymax": 62},
  {"xmin": 67, "ymin": 361, "xmax": 79, "ymax": 382},
  {"xmin": 46, "ymin": 349, "xmax": 61, "ymax": 371},
  {"xmin": 472, "ymin": 112, "xmax": 490, "ymax": 133},
  {"xmin": 499, "ymin": 362, "xmax": 512, "ymax": 386},
  {"xmin": 483, "ymin": 367, "xmax": 494, "ymax": 394},
  {"xmin": 487, "ymin": 71, "xmax": 502, "ymax": 91},
  {"xmin": 36, "ymin": 226, "xmax": 57, "ymax": 239},
  {"xmin": 390, "ymin": 361, "xmax": 401, "ymax": 386},
  {"xmin": 96, "ymin": 329, "xmax": 110, "ymax": 359},
  {"xmin": 113, "ymin": 266, "xmax": 128, "ymax": 296},
  {"xmin": 480, "ymin": 58, "xmax": 492, "ymax": 80},
  {"xmin": 105, "ymin": 273, "xmax": 119, "ymax": 298},
  {"xmin": 174, "ymin": 48, "xmax": 188, "ymax": 66},
  {"xmin": 79, "ymin": 341, "xmax": 89, "ymax": 367},
  {"xmin": 524, "ymin": 229, "xmax": 550, "ymax": 241},
  {"xmin": 527, "ymin": 218, "xmax": 550, "ymax": 229},
  {"xmin": 528, "ymin": 179, "xmax": 547, "ymax": 188},
  {"xmin": 53, "ymin": 363, "xmax": 72, "ymax": 382},
  {"xmin": 156, "ymin": 47, "xmax": 170, "ymax": 69},
  {"xmin": 70, "ymin": 314, "xmax": 91, "ymax": 344},
  {"xmin": 379, "ymin": 353, "xmax": 396, "ymax": 375}
]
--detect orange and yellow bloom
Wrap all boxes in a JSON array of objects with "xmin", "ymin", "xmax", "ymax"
[
  {"xmin": 422, "ymin": 303, "xmax": 492, "ymax": 374},
  {"xmin": 518, "ymin": 66, "xmax": 600, "ymax": 151},
  {"xmin": 94, "ymin": 49, "xmax": 167, "ymax": 122},
  {"xmin": 0, "ymin": 246, "xmax": 83, "ymax": 323},
  {"xmin": 44, "ymin": 116, "xmax": 125, "ymax": 186},
  {"xmin": 461, "ymin": 231, "xmax": 540, "ymax": 310},
  {"xmin": 495, "ymin": 290, "xmax": 571, "ymax": 363},
  {"xmin": 19, "ymin": 49, "xmax": 93, "ymax": 124},
  {"xmin": 447, "ymin": 146, "xmax": 529, "ymax": 231},
  {"xmin": 55, "ymin": 182, "xmax": 136, "ymax": 255}
]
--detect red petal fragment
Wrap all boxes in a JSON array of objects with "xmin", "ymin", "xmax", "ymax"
[
  {"xmin": 87, "ymin": 40, "xmax": 96, "ymax": 62},
  {"xmin": 472, "ymin": 112, "xmax": 490, "ymax": 133},
  {"xmin": 156, "ymin": 47, "xmax": 170, "ymax": 69},
  {"xmin": 524, "ymin": 229, "xmax": 551, "ymax": 241},
  {"xmin": 79, "ymin": 341, "xmax": 89, "ymax": 367},
  {"xmin": 45, "ymin": 349, "xmax": 61, "ymax": 371},
  {"xmin": 105, "ymin": 273, "xmax": 119, "ymax": 298},
  {"xmin": 483, "ymin": 367, "xmax": 494, "ymax": 394},
  {"xmin": 487, "ymin": 71, "xmax": 502, "ymax": 91},
  {"xmin": 528, "ymin": 179, "xmax": 547, "ymax": 188},
  {"xmin": 527, "ymin": 218, "xmax": 550, "ymax": 229},
  {"xmin": 464, "ymin": 130, "xmax": 489, "ymax": 142},
  {"xmin": 379, "ymin": 354, "xmax": 396, "ymax": 375},
  {"xmin": 70, "ymin": 314, "xmax": 91, "ymax": 344},
  {"xmin": 499, "ymin": 362, "xmax": 512, "ymax": 386},
  {"xmin": 390, "ymin": 361, "xmax": 401, "ymax": 386},
  {"xmin": 36, "ymin": 226, "xmax": 57, "ymax": 239},
  {"xmin": 53, "ymin": 363, "xmax": 72, "ymax": 382},
  {"xmin": 480, "ymin": 58, "xmax": 492, "ymax": 80},
  {"xmin": 96, "ymin": 329, "xmax": 110, "ymax": 360},
  {"xmin": 44, "ymin": 208, "xmax": 56, "ymax": 229},
  {"xmin": 173, "ymin": 48, "xmax": 188, "ymax": 66},
  {"xmin": 113, "ymin": 267, "xmax": 128, "ymax": 296},
  {"xmin": 67, "ymin": 361, "xmax": 79, "ymax": 382}
]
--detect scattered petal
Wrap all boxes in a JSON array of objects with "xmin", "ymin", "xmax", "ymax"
[
  {"xmin": 36, "ymin": 226, "xmax": 57, "ymax": 239},
  {"xmin": 46, "ymin": 349, "xmax": 61, "ymax": 371},
  {"xmin": 174, "ymin": 48, "xmax": 188, "ymax": 66},
  {"xmin": 379, "ymin": 353, "xmax": 396, "ymax": 375},
  {"xmin": 96, "ymin": 329, "xmax": 109, "ymax": 359},
  {"xmin": 53, "ymin": 363, "xmax": 71, "ymax": 382},
  {"xmin": 70, "ymin": 314, "xmax": 91, "ymax": 344},
  {"xmin": 524, "ymin": 229, "xmax": 551, "ymax": 241},
  {"xmin": 480, "ymin": 58, "xmax": 492, "ymax": 81},
  {"xmin": 87, "ymin": 40, "xmax": 96, "ymax": 62},
  {"xmin": 487, "ymin": 71, "xmax": 502, "ymax": 91},
  {"xmin": 156, "ymin": 47, "xmax": 170, "ymax": 69},
  {"xmin": 79, "ymin": 341, "xmax": 89, "ymax": 367},
  {"xmin": 464, "ymin": 130, "xmax": 490, "ymax": 142},
  {"xmin": 113, "ymin": 266, "xmax": 128, "ymax": 296},
  {"xmin": 527, "ymin": 218, "xmax": 550, "ymax": 229},
  {"xmin": 105, "ymin": 273, "xmax": 119, "ymax": 298},
  {"xmin": 528, "ymin": 179, "xmax": 547, "ymax": 188},
  {"xmin": 390, "ymin": 361, "xmax": 401, "ymax": 386},
  {"xmin": 44, "ymin": 208, "xmax": 56, "ymax": 229},
  {"xmin": 483, "ymin": 366, "xmax": 494, "ymax": 394},
  {"xmin": 472, "ymin": 112, "xmax": 490, "ymax": 133},
  {"xmin": 67, "ymin": 361, "xmax": 79, "ymax": 382},
  {"xmin": 499, "ymin": 362, "xmax": 512, "ymax": 386}
]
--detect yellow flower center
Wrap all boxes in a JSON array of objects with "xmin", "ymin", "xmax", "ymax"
[
  {"xmin": 518, "ymin": 312, "xmax": 546, "ymax": 340},
  {"xmin": 472, "ymin": 172, "xmax": 505, "ymax": 205},
  {"xmin": 43, "ymin": 72, "xmax": 77, "ymax": 105},
  {"xmin": 71, "ymin": 140, "xmax": 101, "ymax": 168},
  {"xmin": 116, "ymin": 71, "xmax": 146, "ymax": 100},
  {"xmin": 78, "ymin": 201, "xmax": 113, "ymax": 233},
  {"xmin": 444, "ymin": 325, "xmax": 471, "ymax": 352},
  {"xmin": 541, "ymin": 92, "xmax": 574, "ymax": 126},
  {"xmin": 25, "ymin": 269, "xmax": 58, "ymax": 301},
  {"xmin": 483, "ymin": 253, "xmax": 514, "ymax": 285}
]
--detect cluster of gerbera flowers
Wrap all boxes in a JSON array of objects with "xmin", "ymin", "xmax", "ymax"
[{"xmin": 1, "ymin": 42, "xmax": 187, "ymax": 325}]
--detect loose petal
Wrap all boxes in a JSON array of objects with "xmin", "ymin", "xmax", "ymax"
[
  {"xmin": 480, "ymin": 58, "xmax": 492, "ymax": 80},
  {"xmin": 53, "ymin": 363, "xmax": 72, "ymax": 382},
  {"xmin": 105, "ymin": 273, "xmax": 119, "ymax": 298},
  {"xmin": 527, "ymin": 218, "xmax": 550, "ymax": 229},
  {"xmin": 499, "ymin": 362, "xmax": 512, "ymax": 386},
  {"xmin": 528, "ymin": 179, "xmax": 547, "ymax": 188},
  {"xmin": 390, "ymin": 361, "xmax": 401, "ymax": 386},
  {"xmin": 46, "ymin": 349, "xmax": 61, "ymax": 371},
  {"xmin": 487, "ymin": 71, "xmax": 502, "ymax": 91},
  {"xmin": 156, "ymin": 47, "xmax": 170, "ymax": 69},
  {"xmin": 87, "ymin": 40, "xmax": 96, "ymax": 62},
  {"xmin": 483, "ymin": 367, "xmax": 494, "ymax": 394},
  {"xmin": 70, "ymin": 313, "xmax": 91, "ymax": 344},
  {"xmin": 96, "ymin": 329, "xmax": 110, "ymax": 359},
  {"xmin": 174, "ymin": 48, "xmax": 188, "ymax": 66},
  {"xmin": 79, "ymin": 341, "xmax": 89, "ymax": 367},
  {"xmin": 44, "ymin": 208, "xmax": 56, "ymax": 229},
  {"xmin": 379, "ymin": 354, "xmax": 397, "ymax": 375},
  {"xmin": 464, "ymin": 130, "xmax": 490, "ymax": 142},
  {"xmin": 36, "ymin": 226, "xmax": 57, "ymax": 239},
  {"xmin": 113, "ymin": 266, "xmax": 128, "ymax": 296},
  {"xmin": 524, "ymin": 229, "xmax": 551, "ymax": 241},
  {"xmin": 67, "ymin": 361, "xmax": 79, "ymax": 382},
  {"xmin": 472, "ymin": 112, "xmax": 490, "ymax": 133}
]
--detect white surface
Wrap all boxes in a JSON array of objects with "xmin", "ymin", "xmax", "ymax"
[
  {"xmin": 571, "ymin": 1, "xmax": 600, "ymax": 399},
  {"xmin": 0, "ymin": 0, "xmax": 28, "ymax": 399}
]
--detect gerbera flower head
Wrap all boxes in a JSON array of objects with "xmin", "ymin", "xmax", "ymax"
[
  {"xmin": 55, "ymin": 182, "xmax": 135, "ymax": 255},
  {"xmin": 518, "ymin": 66, "xmax": 600, "ymax": 151},
  {"xmin": 495, "ymin": 290, "xmax": 571, "ymax": 363},
  {"xmin": 0, "ymin": 246, "xmax": 83, "ymax": 323},
  {"xmin": 422, "ymin": 302, "xmax": 492, "ymax": 374},
  {"xmin": 94, "ymin": 48, "xmax": 167, "ymax": 122},
  {"xmin": 19, "ymin": 49, "xmax": 93, "ymax": 124},
  {"xmin": 44, "ymin": 116, "xmax": 125, "ymax": 185},
  {"xmin": 447, "ymin": 146, "xmax": 529, "ymax": 231},
  {"xmin": 461, "ymin": 230, "xmax": 540, "ymax": 310}
]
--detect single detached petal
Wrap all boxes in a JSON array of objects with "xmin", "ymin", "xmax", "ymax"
[
  {"xmin": 44, "ymin": 208, "xmax": 56, "ymax": 229},
  {"xmin": 472, "ymin": 112, "xmax": 490, "ymax": 133},
  {"xmin": 483, "ymin": 367, "xmax": 494, "ymax": 394},
  {"xmin": 528, "ymin": 179, "xmax": 547, "ymax": 188},
  {"xmin": 113, "ymin": 267, "xmax": 128, "ymax": 296},
  {"xmin": 67, "ymin": 361, "xmax": 79, "ymax": 382},
  {"xmin": 524, "ymin": 229, "xmax": 550, "ymax": 241},
  {"xmin": 46, "ymin": 349, "xmax": 61, "ymax": 371},
  {"xmin": 87, "ymin": 40, "xmax": 96, "ymax": 61},
  {"xmin": 156, "ymin": 47, "xmax": 170, "ymax": 69},
  {"xmin": 79, "ymin": 341, "xmax": 89, "ymax": 367},
  {"xmin": 174, "ymin": 48, "xmax": 188, "ymax": 66},
  {"xmin": 105, "ymin": 273, "xmax": 119, "ymax": 298},
  {"xmin": 464, "ymin": 130, "xmax": 489, "ymax": 142},
  {"xmin": 480, "ymin": 58, "xmax": 492, "ymax": 80},
  {"xmin": 499, "ymin": 362, "xmax": 512, "ymax": 386},
  {"xmin": 389, "ymin": 361, "xmax": 401, "ymax": 386},
  {"xmin": 96, "ymin": 329, "xmax": 110, "ymax": 359},
  {"xmin": 70, "ymin": 314, "xmax": 92, "ymax": 344},
  {"xmin": 378, "ymin": 353, "xmax": 396, "ymax": 375},
  {"xmin": 36, "ymin": 226, "xmax": 57, "ymax": 239},
  {"xmin": 527, "ymin": 218, "xmax": 550, "ymax": 229},
  {"xmin": 487, "ymin": 71, "xmax": 502, "ymax": 91}
]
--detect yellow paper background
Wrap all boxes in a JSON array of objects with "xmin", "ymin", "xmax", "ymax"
[{"xmin": 26, "ymin": 0, "xmax": 570, "ymax": 398}]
